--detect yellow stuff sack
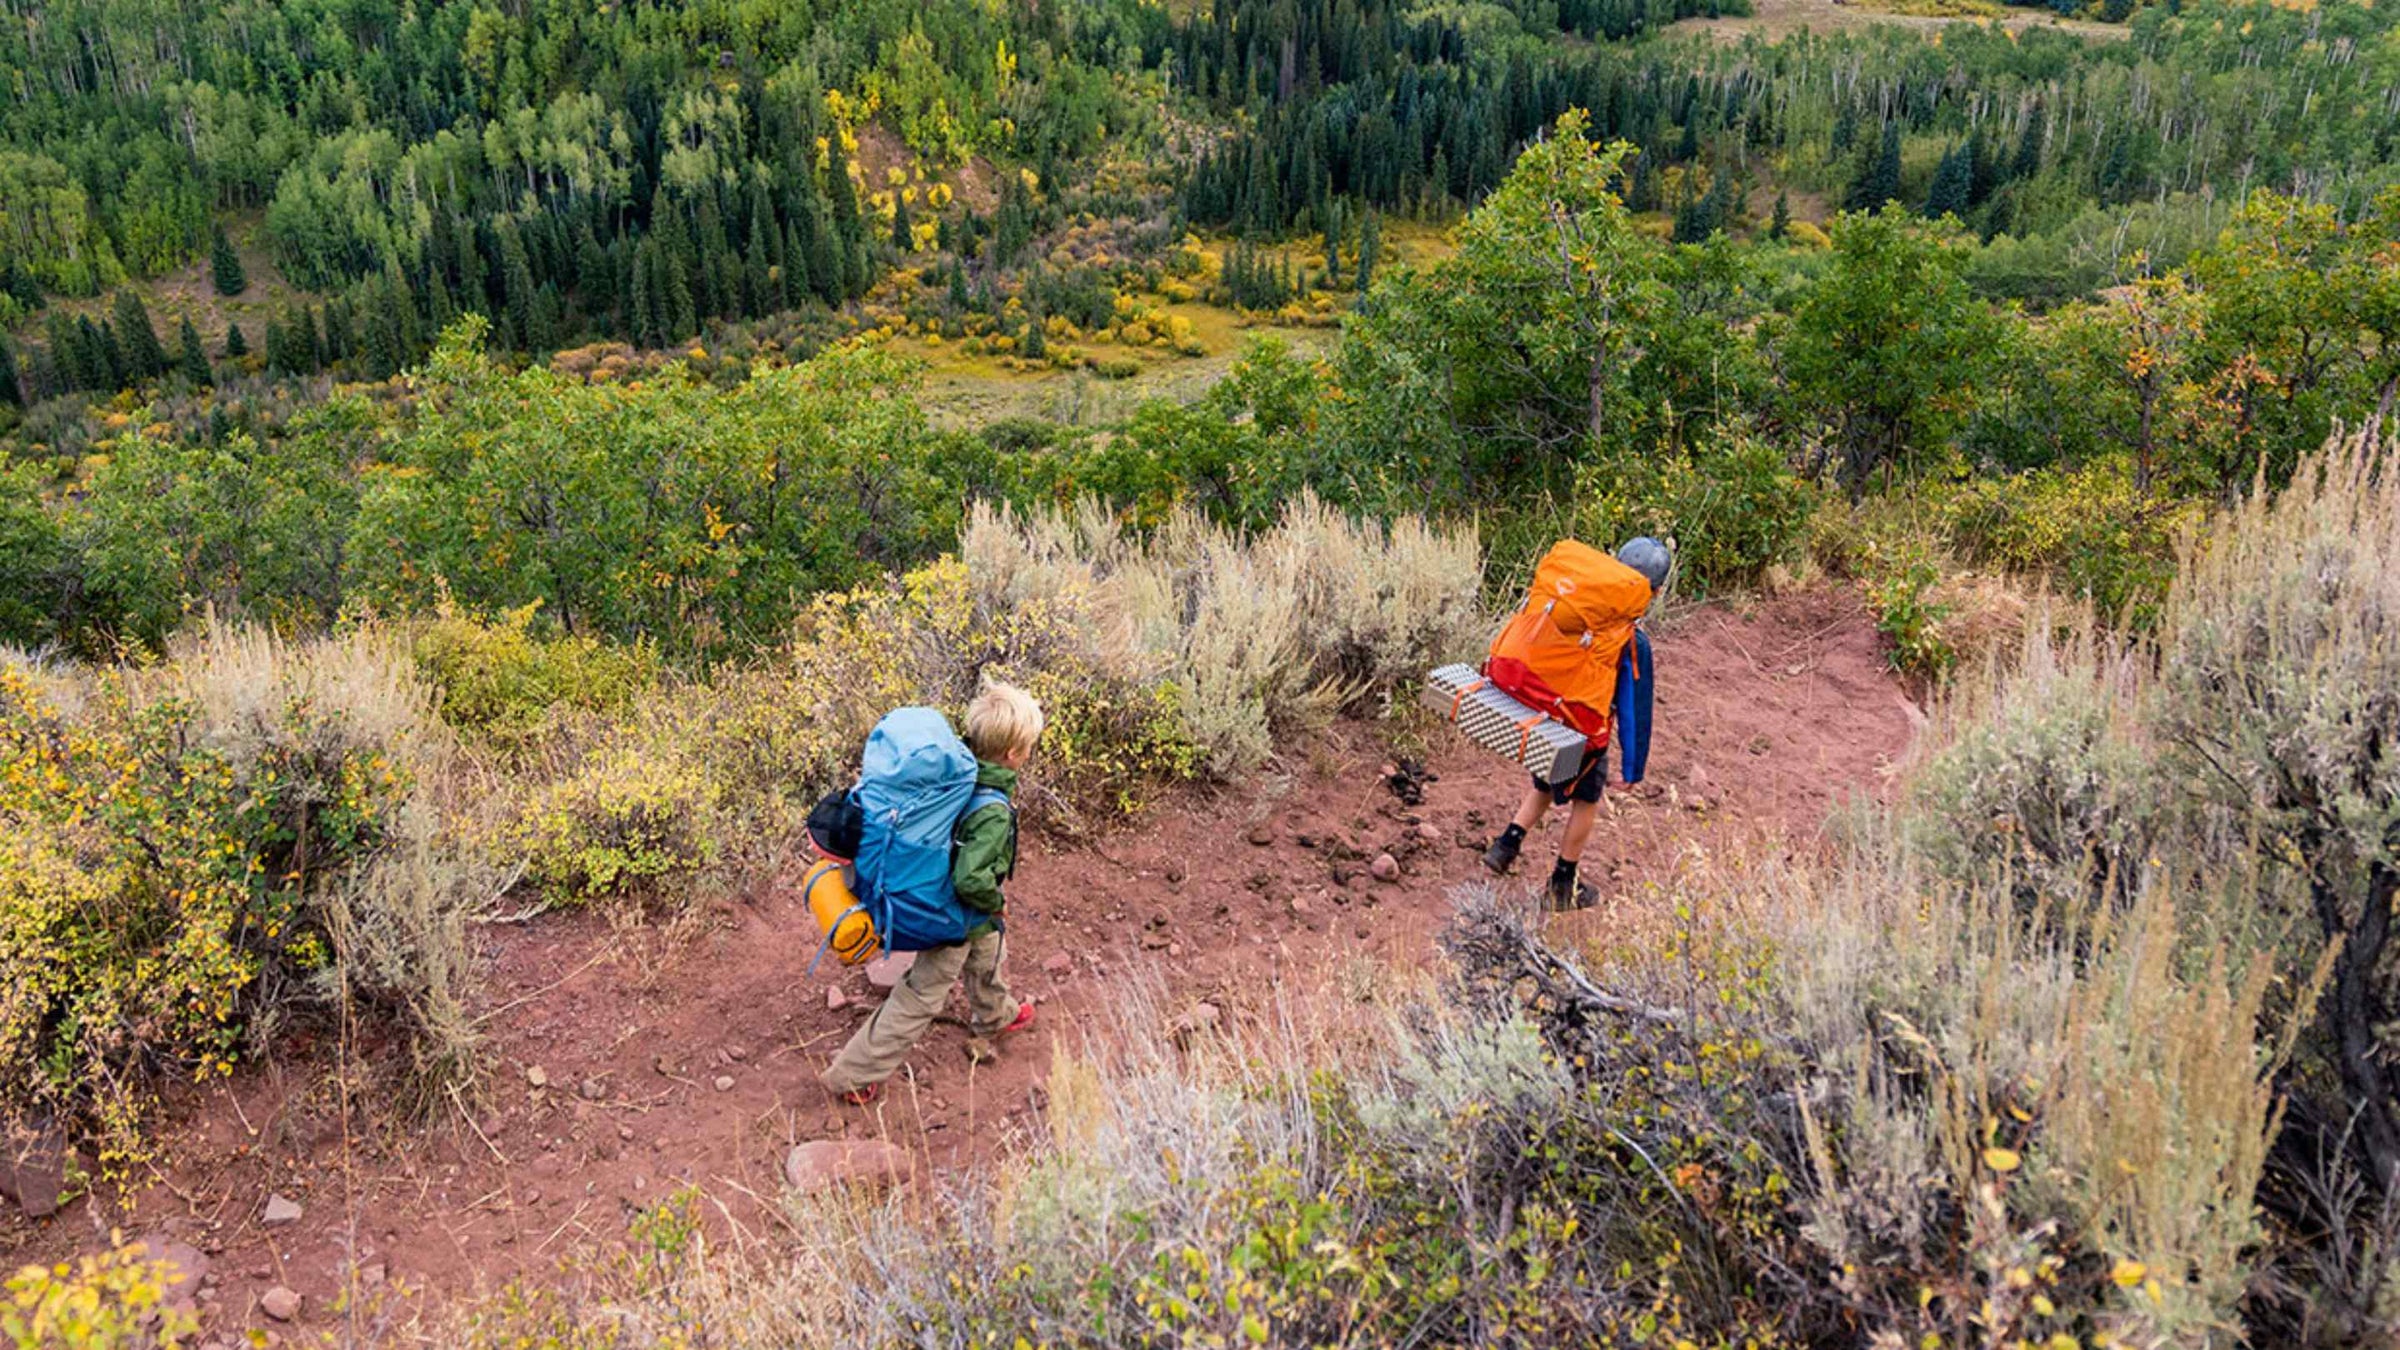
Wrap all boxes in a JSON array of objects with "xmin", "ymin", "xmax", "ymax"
[{"xmin": 803, "ymin": 858, "xmax": 879, "ymax": 966}]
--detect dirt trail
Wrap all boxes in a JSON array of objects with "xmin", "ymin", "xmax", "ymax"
[{"xmin": 3, "ymin": 588, "xmax": 1917, "ymax": 1338}]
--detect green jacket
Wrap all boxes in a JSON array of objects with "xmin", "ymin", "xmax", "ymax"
[{"xmin": 952, "ymin": 761, "xmax": 1018, "ymax": 938}]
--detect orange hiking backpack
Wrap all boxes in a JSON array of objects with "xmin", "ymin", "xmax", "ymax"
[{"xmin": 1484, "ymin": 540, "xmax": 1653, "ymax": 746}]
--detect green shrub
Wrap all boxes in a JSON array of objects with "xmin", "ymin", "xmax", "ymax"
[
  {"xmin": 1865, "ymin": 542, "xmax": 1955, "ymax": 677},
  {"xmin": 1937, "ymin": 456, "xmax": 2200, "ymax": 628},
  {"xmin": 410, "ymin": 601, "xmax": 659, "ymax": 754},
  {"xmin": 1573, "ymin": 419, "xmax": 1816, "ymax": 594},
  {"xmin": 0, "ymin": 623, "xmax": 479, "ymax": 1171},
  {"xmin": 509, "ymin": 746, "xmax": 723, "ymax": 906}
]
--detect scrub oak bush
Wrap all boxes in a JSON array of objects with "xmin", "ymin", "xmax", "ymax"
[
  {"xmin": 1570, "ymin": 419, "xmax": 1817, "ymax": 595},
  {"xmin": 0, "ymin": 623, "xmax": 481, "ymax": 1168},
  {"xmin": 4, "ymin": 1245, "xmax": 201, "ymax": 1350},
  {"xmin": 508, "ymin": 747, "xmax": 726, "ymax": 907},
  {"xmin": 408, "ymin": 601, "xmax": 659, "ymax": 755}
]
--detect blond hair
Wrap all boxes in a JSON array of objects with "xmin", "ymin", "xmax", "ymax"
[{"xmin": 964, "ymin": 681, "xmax": 1044, "ymax": 762}]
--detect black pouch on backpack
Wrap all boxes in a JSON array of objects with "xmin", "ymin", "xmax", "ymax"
[{"xmin": 806, "ymin": 788, "xmax": 864, "ymax": 863}]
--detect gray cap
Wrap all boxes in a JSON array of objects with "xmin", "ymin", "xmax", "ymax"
[{"xmin": 1616, "ymin": 536, "xmax": 1671, "ymax": 592}]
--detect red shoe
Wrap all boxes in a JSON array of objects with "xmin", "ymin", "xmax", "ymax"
[
  {"xmin": 837, "ymin": 1082, "xmax": 880, "ymax": 1106},
  {"xmin": 995, "ymin": 1003, "xmax": 1036, "ymax": 1036}
]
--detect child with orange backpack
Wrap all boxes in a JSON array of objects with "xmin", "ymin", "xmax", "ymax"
[{"xmin": 1480, "ymin": 537, "xmax": 1667, "ymax": 909}]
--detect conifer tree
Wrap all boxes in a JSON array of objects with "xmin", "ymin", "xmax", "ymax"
[
  {"xmin": 224, "ymin": 321, "xmax": 248, "ymax": 359},
  {"xmin": 629, "ymin": 239, "xmax": 657, "ymax": 347},
  {"xmin": 824, "ymin": 161, "xmax": 867, "ymax": 296},
  {"xmin": 1356, "ymin": 210, "xmax": 1381, "ymax": 292},
  {"xmin": 746, "ymin": 188, "xmax": 779, "ymax": 315},
  {"xmin": 262, "ymin": 315, "xmax": 289, "ymax": 375},
  {"xmin": 362, "ymin": 290, "xmax": 402, "ymax": 379},
  {"xmin": 892, "ymin": 192, "xmax": 914, "ymax": 253},
  {"xmin": 576, "ymin": 224, "xmax": 612, "ymax": 316},
  {"xmin": 303, "ymin": 307, "xmax": 327, "ymax": 370},
  {"xmin": 1770, "ymin": 190, "xmax": 1791, "ymax": 238},
  {"xmin": 112, "ymin": 291, "xmax": 166, "ymax": 382},
  {"xmin": 0, "ymin": 337, "xmax": 20, "ymax": 406},
  {"xmin": 176, "ymin": 317, "xmax": 210, "ymax": 386},
  {"xmin": 43, "ymin": 314, "xmax": 78, "ymax": 391},
  {"xmin": 210, "ymin": 224, "xmax": 247, "ymax": 297},
  {"xmin": 1924, "ymin": 144, "xmax": 1972, "ymax": 220},
  {"xmin": 695, "ymin": 194, "xmax": 733, "ymax": 320},
  {"xmin": 1966, "ymin": 126, "xmax": 2000, "ymax": 207},
  {"xmin": 498, "ymin": 221, "xmax": 539, "ymax": 349},
  {"xmin": 1020, "ymin": 315, "xmax": 1046, "ymax": 359},
  {"xmin": 1323, "ymin": 197, "xmax": 1345, "ymax": 287},
  {"xmin": 2013, "ymin": 105, "xmax": 2046, "ymax": 182},
  {"xmin": 0, "ymin": 258, "xmax": 41, "ymax": 314},
  {"xmin": 426, "ymin": 269, "xmax": 459, "ymax": 335},
  {"xmin": 662, "ymin": 239, "xmax": 697, "ymax": 340},
  {"xmin": 1851, "ymin": 122, "xmax": 1901, "ymax": 210},
  {"xmin": 803, "ymin": 197, "xmax": 841, "ymax": 303},
  {"xmin": 323, "ymin": 299, "xmax": 354, "ymax": 365},
  {"xmin": 90, "ymin": 317, "xmax": 124, "ymax": 389}
]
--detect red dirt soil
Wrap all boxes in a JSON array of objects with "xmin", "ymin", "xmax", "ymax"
[{"xmin": 1, "ymin": 588, "xmax": 1919, "ymax": 1339}]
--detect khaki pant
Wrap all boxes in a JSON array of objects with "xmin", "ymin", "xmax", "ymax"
[{"xmin": 820, "ymin": 931, "xmax": 1015, "ymax": 1094}]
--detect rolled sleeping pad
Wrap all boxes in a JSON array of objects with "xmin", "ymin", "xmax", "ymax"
[
  {"xmin": 1422, "ymin": 663, "xmax": 1591, "ymax": 785},
  {"xmin": 803, "ymin": 857, "xmax": 879, "ymax": 966}
]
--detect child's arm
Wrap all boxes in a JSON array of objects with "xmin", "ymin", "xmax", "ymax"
[{"xmin": 952, "ymin": 804, "xmax": 1012, "ymax": 914}]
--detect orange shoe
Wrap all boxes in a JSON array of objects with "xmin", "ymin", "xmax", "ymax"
[
  {"xmin": 836, "ymin": 1082, "xmax": 880, "ymax": 1106},
  {"xmin": 995, "ymin": 1003, "xmax": 1036, "ymax": 1036}
]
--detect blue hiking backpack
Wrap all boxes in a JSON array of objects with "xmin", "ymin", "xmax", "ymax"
[{"xmin": 848, "ymin": 707, "xmax": 1008, "ymax": 954}]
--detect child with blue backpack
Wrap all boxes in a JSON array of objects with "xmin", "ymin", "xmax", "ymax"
[{"xmin": 820, "ymin": 682, "xmax": 1042, "ymax": 1106}]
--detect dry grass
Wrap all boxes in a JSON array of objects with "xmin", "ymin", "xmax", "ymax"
[{"xmin": 963, "ymin": 492, "xmax": 1486, "ymax": 774}]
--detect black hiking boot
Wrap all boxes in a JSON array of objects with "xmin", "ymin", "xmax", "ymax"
[
  {"xmin": 1547, "ymin": 863, "xmax": 1597, "ymax": 911},
  {"xmin": 1483, "ymin": 827, "xmax": 1524, "ymax": 875}
]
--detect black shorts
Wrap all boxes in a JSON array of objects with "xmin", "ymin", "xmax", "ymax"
[{"xmin": 1536, "ymin": 748, "xmax": 1607, "ymax": 806}]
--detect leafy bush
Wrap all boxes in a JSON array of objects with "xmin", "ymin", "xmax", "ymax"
[
  {"xmin": 0, "ymin": 623, "xmax": 480, "ymax": 1168},
  {"xmin": 1572, "ymin": 419, "xmax": 1816, "ymax": 594},
  {"xmin": 509, "ymin": 747, "xmax": 724, "ymax": 907},
  {"xmin": 4, "ymin": 1246, "xmax": 201, "ymax": 1349},
  {"xmin": 1937, "ymin": 456, "xmax": 2201, "ymax": 628},
  {"xmin": 409, "ymin": 602, "xmax": 659, "ymax": 754},
  {"xmin": 349, "ymin": 319, "xmax": 959, "ymax": 657}
]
